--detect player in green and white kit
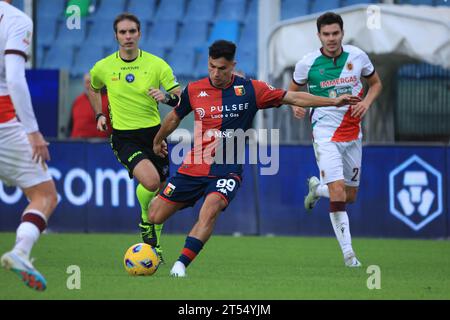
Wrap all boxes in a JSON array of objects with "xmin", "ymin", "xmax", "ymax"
[
  {"xmin": 289, "ymin": 12, "xmax": 382, "ymax": 267},
  {"xmin": 88, "ymin": 13, "xmax": 181, "ymax": 262}
]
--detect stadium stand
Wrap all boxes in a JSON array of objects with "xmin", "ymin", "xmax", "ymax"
[
  {"xmin": 35, "ymin": 0, "xmax": 445, "ymax": 82},
  {"xmin": 12, "ymin": 0, "xmax": 24, "ymax": 10},
  {"xmin": 153, "ymin": 0, "xmax": 186, "ymax": 22},
  {"xmin": 239, "ymin": 21, "xmax": 257, "ymax": 52},
  {"xmin": 166, "ymin": 49, "xmax": 196, "ymax": 78},
  {"xmin": 193, "ymin": 48, "xmax": 210, "ymax": 79},
  {"xmin": 342, "ymin": 0, "xmax": 378, "ymax": 5},
  {"xmin": 216, "ymin": 0, "xmax": 248, "ymax": 22},
  {"xmin": 84, "ymin": 19, "xmax": 116, "ymax": 48},
  {"xmin": 178, "ymin": 21, "xmax": 210, "ymax": 50},
  {"xmin": 184, "ymin": 0, "xmax": 216, "ymax": 22},
  {"xmin": 36, "ymin": 0, "xmax": 66, "ymax": 20},
  {"xmin": 139, "ymin": 41, "xmax": 166, "ymax": 60},
  {"xmin": 310, "ymin": 0, "xmax": 341, "ymax": 14},
  {"xmin": 246, "ymin": 0, "xmax": 258, "ymax": 23},
  {"xmin": 127, "ymin": 0, "xmax": 157, "ymax": 24},
  {"xmin": 397, "ymin": 0, "xmax": 435, "ymax": 4},
  {"xmin": 146, "ymin": 20, "xmax": 178, "ymax": 49},
  {"xmin": 71, "ymin": 45, "xmax": 105, "ymax": 77},
  {"xmin": 41, "ymin": 43, "xmax": 75, "ymax": 71},
  {"xmin": 36, "ymin": 19, "xmax": 59, "ymax": 48},
  {"xmin": 208, "ymin": 20, "xmax": 240, "ymax": 44},
  {"xmin": 281, "ymin": 0, "xmax": 310, "ymax": 20},
  {"xmin": 398, "ymin": 63, "xmax": 450, "ymax": 79},
  {"xmin": 54, "ymin": 18, "xmax": 87, "ymax": 47},
  {"xmin": 89, "ymin": 0, "xmax": 127, "ymax": 20},
  {"xmin": 235, "ymin": 48, "xmax": 257, "ymax": 78}
]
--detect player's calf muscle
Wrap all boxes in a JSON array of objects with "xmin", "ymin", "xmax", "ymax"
[
  {"xmin": 23, "ymin": 181, "xmax": 58, "ymax": 216},
  {"xmin": 148, "ymin": 198, "xmax": 179, "ymax": 224}
]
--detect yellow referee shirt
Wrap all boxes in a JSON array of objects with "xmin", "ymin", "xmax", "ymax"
[{"xmin": 90, "ymin": 50, "xmax": 179, "ymax": 130}]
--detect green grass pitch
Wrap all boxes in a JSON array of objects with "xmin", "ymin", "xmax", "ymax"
[{"xmin": 0, "ymin": 232, "xmax": 449, "ymax": 300}]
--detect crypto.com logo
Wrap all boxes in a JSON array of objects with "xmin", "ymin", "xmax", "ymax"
[{"xmin": 389, "ymin": 155, "xmax": 443, "ymax": 231}]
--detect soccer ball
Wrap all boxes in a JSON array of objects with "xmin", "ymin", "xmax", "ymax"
[{"xmin": 123, "ymin": 243, "xmax": 160, "ymax": 276}]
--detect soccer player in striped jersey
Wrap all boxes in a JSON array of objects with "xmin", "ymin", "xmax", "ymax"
[
  {"xmin": 0, "ymin": 0, "xmax": 58, "ymax": 291},
  {"xmin": 146, "ymin": 40, "xmax": 361, "ymax": 277},
  {"xmin": 289, "ymin": 12, "xmax": 383, "ymax": 267}
]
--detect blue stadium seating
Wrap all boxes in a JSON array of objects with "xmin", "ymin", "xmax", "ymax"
[
  {"xmin": 36, "ymin": 45, "xmax": 46, "ymax": 67},
  {"xmin": 139, "ymin": 42, "xmax": 166, "ymax": 59},
  {"xmin": 246, "ymin": 0, "xmax": 258, "ymax": 23},
  {"xmin": 193, "ymin": 48, "xmax": 210, "ymax": 78},
  {"xmin": 167, "ymin": 50, "xmax": 196, "ymax": 78},
  {"xmin": 238, "ymin": 22, "xmax": 257, "ymax": 52},
  {"xmin": 281, "ymin": 0, "xmax": 310, "ymax": 20},
  {"xmin": 90, "ymin": 0, "xmax": 126, "ymax": 20},
  {"xmin": 235, "ymin": 49, "xmax": 257, "ymax": 78},
  {"xmin": 398, "ymin": 63, "xmax": 450, "ymax": 79},
  {"xmin": 13, "ymin": 0, "xmax": 24, "ymax": 10},
  {"xmin": 37, "ymin": 0, "xmax": 66, "ymax": 20},
  {"xmin": 103, "ymin": 44, "xmax": 120, "ymax": 56},
  {"xmin": 341, "ymin": 0, "xmax": 379, "ymax": 7},
  {"xmin": 145, "ymin": 20, "xmax": 178, "ymax": 49},
  {"xmin": 36, "ymin": 19, "xmax": 59, "ymax": 48},
  {"xmin": 85, "ymin": 20, "xmax": 116, "ymax": 47},
  {"xmin": 127, "ymin": 0, "xmax": 157, "ymax": 22},
  {"xmin": 153, "ymin": 0, "xmax": 186, "ymax": 22},
  {"xmin": 216, "ymin": 0, "xmax": 247, "ymax": 22},
  {"xmin": 71, "ymin": 45, "xmax": 105, "ymax": 77},
  {"xmin": 177, "ymin": 21, "xmax": 209, "ymax": 50},
  {"xmin": 42, "ymin": 44, "xmax": 75, "ymax": 71},
  {"xmin": 208, "ymin": 20, "xmax": 240, "ymax": 44},
  {"xmin": 310, "ymin": 0, "xmax": 341, "ymax": 14},
  {"xmin": 397, "ymin": 0, "xmax": 434, "ymax": 5},
  {"xmin": 342, "ymin": 0, "xmax": 378, "ymax": 5},
  {"xmin": 54, "ymin": 19, "xmax": 87, "ymax": 47},
  {"xmin": 184, "ymin": 0, "xmax": 216, "ymax": 22}
]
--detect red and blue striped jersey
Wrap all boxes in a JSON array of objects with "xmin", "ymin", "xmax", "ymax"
[{"xmin": 174, "ymin": 75, "xmax": 286, "ymax": 177}]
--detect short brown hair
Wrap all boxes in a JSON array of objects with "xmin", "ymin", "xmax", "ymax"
[
  {"xmin": 113, "ymin": 13, "xmax": 141, "ymax": 33},
  {"xmin": 316, "ymin": 12, "xmax": 343, "ymax": 33},
  {"xmin": 209, "ymin": 40, "xmax": 236, "ymax": 61}
]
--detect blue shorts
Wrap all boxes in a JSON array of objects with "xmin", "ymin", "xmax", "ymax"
[{"xmin": 158, "ymin": 172, "xmax": 241, "ymax": 209}]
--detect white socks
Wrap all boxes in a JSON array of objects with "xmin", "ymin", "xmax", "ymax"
[
  {"xmin": 316, "ymin": 184, "xmax": 330, "ymax": 198},
  {"xmin": 329, "ymin": 211, "xmax": 353, "ymax": 257},
  {"xmin": 14, "ymin": 222, "xmax": 40, "ymax": 258},
  {"xmin": 170, "ymin": 261, "xmax": 187, "ymax": 277},
  {"xmin": 13, "ymin": 210, "xmax": 47, "ymax": 259}
]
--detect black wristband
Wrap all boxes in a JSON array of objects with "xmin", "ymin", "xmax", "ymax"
[
  {"xmin": 163, "ymin": 93, "xmax": 180, "ymax": 107},
  {"xmin": 95, "ymin": 113, "xmax": 105, "ymax": 122}
]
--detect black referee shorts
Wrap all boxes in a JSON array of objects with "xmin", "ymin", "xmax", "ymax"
[{"xmin": 110, "ymin": 125, "xmax": 169, "ymax": 181}]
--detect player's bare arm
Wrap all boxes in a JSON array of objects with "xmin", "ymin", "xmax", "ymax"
[
  {"xmin": 351, "ymin": 71, "xmax": 382, "ymax": 118},
  {"xmin": 153, "ymin": 110, "xmax": 181, "ymax": 157},
  {"xmin": 282, "ymin": 91, "xmax": 361, "ymax": 108},
  {"xmin": 288, "ymin": 80, "xmax": 308, "ymax": 119},
  {"xmin": 87, "ymin": 84, "xmax": 107, "ymax": 131}
]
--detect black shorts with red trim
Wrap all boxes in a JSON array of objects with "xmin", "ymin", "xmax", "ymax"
[{"xmin": 158, "ymin": 172, "xmax": 241, "ymax": 210}]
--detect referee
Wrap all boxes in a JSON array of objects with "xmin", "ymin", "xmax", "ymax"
[{"xmin": 88, "ymin": 13, "xmax": 181, "ymax": 263}]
